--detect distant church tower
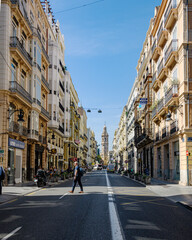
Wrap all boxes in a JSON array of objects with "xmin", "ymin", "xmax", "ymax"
[{"xmin": 101, "ymin": 125, "xmax": 109, "ymax": 166}]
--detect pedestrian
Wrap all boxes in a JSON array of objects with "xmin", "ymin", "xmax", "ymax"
[
  {"xmin": 69, "ymin": 161, "xmax": 83, "ymax": 193},
  {"xmin": 0, "ymin": 166, "xmax": 5, "ymax": 195}
]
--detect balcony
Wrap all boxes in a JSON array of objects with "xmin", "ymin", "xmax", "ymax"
[
  {"xmin": 152, "ymin": 40, "xmax": 161, "ymax": 62},
  {"xmin": 41, "ymin": 74, "xmax": 49, "ymax": 91},
  {"xmin": 157, "ymin": 59, "xmax": 164, "ymax": 76},
  {"xmin": 157, "ymin": 98, "xmax": 165, "ymax": 115},
  {"xmin": 162, "ymin": 127, "xmax": 169, "ymax": 139},
  {"xmin": 9, "ymin": 81, "xmax": 32, "ymax": 104},
  {"xmin": 164, "ymin": 40, "xmax": 178, "ymax": 69},
  {"xmin": 10, "ymin": 37, "xmax": 32, "ymax": 68},
  {"xmin": 33, "ymin": 98, "xmax": 41, "ymax": 106},
  {"xmin": 59, "ymin": 81, "xmax": 65, "ymax": 93},
  {"xmin": 41, "ymin": 106, "xmax": 50, "ymax": 120},
  {"xmin": 59, "ymin": 102, "xmax": 64, "ymax": 113},
  {"xmin": 152, "ymin": 108, "xmax": 157, "ymax": 119},
  {"xmin": 157, "ymin": 22, "xmax": 168, "ymax": 48},
  {"xmin": 9, "ymin": 121, "xmax": 28, "ymax": 137},
  {"xmin": 135, "ymin": 128, "xmax": 153, "ymax": 146},
  {"xmin": 170, "ymin": 120, "xmax": 178, "ymax": 134},
  {"xmin": 11, "ymin": 0, "xmax": 33, "ymax": 34},
  {"xmin": 164, "ymin": 0, "xmax": 178, "ymax": 30},
  {"xmin": 152, "ymin": 72, "xmax": 160, "ymax": 91},
  {"xmin": 165, "ymin": 84, "xmax": 178, "ymax": 105}
]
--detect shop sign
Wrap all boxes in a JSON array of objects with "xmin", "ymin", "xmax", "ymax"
[
  {"xmin": 140, "ymin": 98, "xmax": 148, "ymax": 104},
  {"xmin": 8, "ymin": 138, "xmax": 25, "ymax": 149},
  {"xmin": 0, "ymin": 149, "xmax": 4, "ymax": 157},
  {"xmin": 187, "ymin": 137, "xmax": 192, "ymax": 142}
]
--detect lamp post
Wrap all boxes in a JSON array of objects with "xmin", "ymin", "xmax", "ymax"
[{"xmin": 8, "ymin": 109, "xmax": 25, "ymax": 122}]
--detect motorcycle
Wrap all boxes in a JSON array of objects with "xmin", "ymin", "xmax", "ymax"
[{"xmin": 34, "ymin": 170, "xmax": 46, "ymax": 187}]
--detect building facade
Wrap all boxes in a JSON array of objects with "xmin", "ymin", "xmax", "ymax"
[
  {"xmin": 0, "ymin": 0, "xmax": 50, "ymax": 183},
  {"xmin": 134, "ymin": 18, "xmax": 154, "ymax": 175}
]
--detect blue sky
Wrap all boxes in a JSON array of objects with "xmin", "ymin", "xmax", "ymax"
[{"xmin": 49, "ymin": 0, "xmax": 162, "ymax": 150}]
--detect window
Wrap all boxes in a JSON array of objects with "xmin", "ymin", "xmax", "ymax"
[
  {"xmin": 12, "ymin": 20, "xmax": 17, "ymax": 37},
  {"xmin": 21, "ymin": 72, "xmax": 25, "ymax": 88},
  {"xmin": 37, "ymin": 43, "xmax": 41, "ymax": 69},
  {"xmin": 11, "ymin": 63, "xmax": 16, "ymax": 82},
  {"xmin": 35, "ymin": 75, "xmax": 41, "ymax": 102}
]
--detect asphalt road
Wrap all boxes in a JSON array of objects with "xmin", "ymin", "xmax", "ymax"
[{"xmin": 0, "ymin": 171, "xmax": 192, "ymax": 240}]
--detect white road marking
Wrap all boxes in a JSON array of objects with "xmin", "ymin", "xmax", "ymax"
[
  {"xmin": 2, "ymin": 226, "xmax": 22, "ymax": 240},
  {"xmin": 105, "ymin": 172, "xmax": 124, "ymax": 240},
  {"xmin": 59, "ymin": 193, "xmax": 69, "ymax": 200}
]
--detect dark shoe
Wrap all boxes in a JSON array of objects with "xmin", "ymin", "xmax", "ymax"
[
  {"xmin": 79, "ymin": 191, "xmax": 84, "ymax": 193},
  {"xmin": 69, "ymin": 191, "xmax": 73, "ymax": 193}
]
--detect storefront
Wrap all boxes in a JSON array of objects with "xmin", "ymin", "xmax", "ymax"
[{"xmin": 8, "ymin": 138, "xmax": 25, "ymax": 184}]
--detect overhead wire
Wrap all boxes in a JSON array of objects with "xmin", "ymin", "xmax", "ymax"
[{"xmin": 54, "ymin": 0, "xmax": 104, "ymax": 14}]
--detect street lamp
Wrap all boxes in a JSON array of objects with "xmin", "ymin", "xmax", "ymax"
[
  {"xmin": 165, "ymin": 105, "xmax": 183, "ymax": 122},
  {"xmin": 8, "ymin": 109, "xmax": 25, "ymax": 122},
  {"xmin": 86, "ymin": 108, "xmax": 102, "ymax": 113}
]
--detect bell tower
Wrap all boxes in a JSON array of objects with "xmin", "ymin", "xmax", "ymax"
[{"xmin": 101, "ymin": 125, "xmax": 109, "ymax": 166}]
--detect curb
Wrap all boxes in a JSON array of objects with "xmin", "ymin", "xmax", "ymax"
[
  {"xmin": 177, "ymin": 201, "xmax": 192, "ymax": 211},
  {"xmin": 122, "ymin": 175, "xmax": 146, "ymax": 186}
]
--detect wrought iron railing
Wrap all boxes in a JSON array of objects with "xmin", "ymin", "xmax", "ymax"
[
  {"xmin": 165, "ymin": 39, "xmax": 178, "ymax": 63},
  {"xmin": 10, "ymin": 37, "xmax": 32, "ymax": 66},
  {"xmin": 41, "ymin": 106, "xmax": 50, "ymax": 119},
  {"xmin": 170, "ymin": 120, "xmax": 178, "ymax": 134},
  {"xmin": 9, "ymin": 81, "xmax": 32, "ymax": 104},
  {"xmin": 9, "ymin": 121, "xmax": 27, "ymax": 136},
  {"xmin": 165, "ymin": 84, "xmax": 178, "ymax": 105},
  {"xmin": 59, "ymin": 102, "xmax": 64, "ymax": 112}
]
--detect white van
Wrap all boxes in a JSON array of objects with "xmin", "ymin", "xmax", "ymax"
[{"xmin": 107, "ymin": 164, "xmax": 115, "ymax": 173}]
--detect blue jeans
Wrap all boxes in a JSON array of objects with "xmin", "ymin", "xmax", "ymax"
[{"xmin": 72, "ymin": 177, "xmax": 83, "ymax": 192}]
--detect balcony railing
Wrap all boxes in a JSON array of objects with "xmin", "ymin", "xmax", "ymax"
[
  {"xmin": 11, "ymin": 0, "xmax": 33, "ymax": 32},
  {"xmin": 165, "ymin": 39, "xmax": 178, "ymax": 63},
  {"xmin": 164, "ymin": 0, "xmax": 177, "ymax": 24},
  {"xmin": 165, "ymin": 84, "xmax": 178, "ymax": 105},
  {"xmin": 9, "ymin": 121, "xmax": 28, "ymax": 137},
  {"xmin": 10, "ymin": 37, "xmax": 32, "ymax": 66},
  {"xmin": 41, "ymin": 106, "xmax": 50, "ymax": 119},
  {"xmin": 157, "ymin": 21, "xmax": 164, "ymax": 42},
  {"xmin": 41, "ymin": 74, "xmax": 49, "ymax": 90},
  {"xmin": 9, "ymin": 81, "xmax": 32, "ymax": 104},
  {"xmin": 33, "ymin": 98, "xmax": 41, "ymax": 106},
  {"xmin": 152, "ymin": 40, "xmax": 157, "ymax": 54},
  {"xmin": 157, "ymin": 58, "xmax": 164, "ymax": 76},
  {"xmin": 157, "ymin": 97, "xmax": 165, "ymax": 112},
  {"xmin": 59, "ymin": 102, "xmax": 64, "ymax": 112},
  {"xmin": 59, "ymin": 81, "xmax": 65, "ymax": 93}
]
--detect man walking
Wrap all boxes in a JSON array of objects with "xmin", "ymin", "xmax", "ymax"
[
  {"xmin": 0, "ymin": 166, "xmax": 5, "ymax": 195},
  {"xmin": 69, "ymin": 161, "xmax": 83, "ymax": 193}
]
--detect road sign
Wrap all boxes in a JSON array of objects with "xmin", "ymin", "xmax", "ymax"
[
  {"xmin": 186, "ymin": 150, "xmax": 189, "ymax": 156},
  {"xmin": 140, "ymin": 98, "xmax": 148, "ymax": 104}
]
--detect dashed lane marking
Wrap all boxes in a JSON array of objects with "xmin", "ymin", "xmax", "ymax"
[{"xmin": 2, "ymin": 226, "xmax": 22, "ymax": 240}]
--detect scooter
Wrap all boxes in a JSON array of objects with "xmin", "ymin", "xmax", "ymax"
[{"xmin": 34, "ymin": 170, "xmax": 46, "ymax": 187}]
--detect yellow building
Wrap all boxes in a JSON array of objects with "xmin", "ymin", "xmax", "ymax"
[
  {"xmin": 0, "ymin": 0, "xmax": 50, "ymax": 183},
  {"xmin": 134, "ymin": 18, "xmax": 154, "ymax": 175},
  {"xmin": 78, "ymin": 107, "xmax": 88, "ymax": 167},
  {"xmin": 151, "ymin": 0, "xmax": 192, "ymax": 185},
  {"xmin": 64, "ymin": 79, "xmax": 80, "ymax": 171}
]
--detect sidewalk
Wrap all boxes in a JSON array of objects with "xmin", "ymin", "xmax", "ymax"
[
  {"xmin": 124, "ymin": 176, "xmax": 192, "ymax": 210},
  {"xmin": 0, "ymin": 179, "xmax": 66, "ymax": 205},
  {"xmin": 147, "ymin": 178, "xmax": 192, "ymax": 210}
]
